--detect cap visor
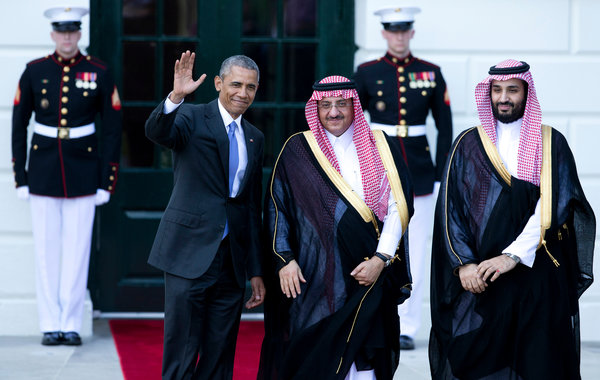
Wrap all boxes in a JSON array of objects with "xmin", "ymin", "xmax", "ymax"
[
  {"xmin": 52, "ymin": 22, "xmax": 81, "ymax": 32},
  {"xmin": 384, "ymin": 22, "xmax": 413, "ymax": 32}
]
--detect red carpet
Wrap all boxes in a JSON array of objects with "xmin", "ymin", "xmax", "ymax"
[{"xmin": 109, "ymin": 319, "xmax": 264, "ymax": 380}]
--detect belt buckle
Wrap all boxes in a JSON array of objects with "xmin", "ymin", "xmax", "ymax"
[
  {"xmin": 58, "ymin": 127, "xmax": 70, "ymax": 139},
  {"xmin": 396, "ymin": 125, "xmax": 408, "ymax": 138}
]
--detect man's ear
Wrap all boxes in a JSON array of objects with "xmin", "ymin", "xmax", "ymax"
[{"xmin": 214, "ymin": 75, "xmax": 222, "ymax": 92}]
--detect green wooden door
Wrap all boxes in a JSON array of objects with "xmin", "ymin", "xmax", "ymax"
[{"xmin": 88, "ymin": 0, "xmax": 354, "ymax": 312}]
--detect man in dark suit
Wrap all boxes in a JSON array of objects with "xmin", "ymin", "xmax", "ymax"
[{"xmin": 145, "ymin": 51, "xmax": 265, "ymax": 380}]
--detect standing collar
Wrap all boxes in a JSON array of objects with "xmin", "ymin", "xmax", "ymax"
[
  {"xmin": 496, "ymin": 118, "xmax": 523, "ymax": 131},
  {"xmin": 496, "ymin": 118, "xmax": 523, "ymax": 140},
  {"xmin": 52, "ymin": 50, "xmax": 83, "ymax": 65},
  {"xmin": 324, "ymin": 122, "xmax": 355, "ymax": 150},
  {"xmin": 384, "ymin": 51, "xmax": 414, "ymax": 66}
]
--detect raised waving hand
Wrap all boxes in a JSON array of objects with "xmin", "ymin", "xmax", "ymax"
[{"xmin": 168, "ymin": 50, "xmax": 207, "ymax": 103}]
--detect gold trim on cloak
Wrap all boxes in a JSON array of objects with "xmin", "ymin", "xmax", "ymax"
[
  {"xmin": 372, "ymin": 129, "xmax": 410, "ymax": 236},
  {"xmin": 269, "ymin": 132, "xmax": 303, "ymax": 264},
  {"xmin": 538, "ymin": 125, "xmax": 559, "ymax": 266},
  {"xmin": 303, "ymin": 131, "xmax": 375, "ymax": 224},
  {"xmin": 443, "ymin": 128, "xmax": 477, "ymax": 266},
  {"xmin": 539, "ymin": 125, "xmax": 552, "ymax": 238},
  {"xmin": 303, "ymin": 130, "xmax": 410, "ymax": 234},
  {"xmin": 476, "ymin": 126, "xmax": 512, "ymax": 186},
  {"xmin": 476, "ymin": 125, "xmax": 558, "ymax": 266}
]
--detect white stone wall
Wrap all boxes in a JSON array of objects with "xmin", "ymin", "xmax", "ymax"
[
  {"xmin": 355, "ymin": 0, "xmax": 600, "ymax": 341},
  {"xmin": 0, "ymin": 0, "xmax": 91, "ymax": 336}
]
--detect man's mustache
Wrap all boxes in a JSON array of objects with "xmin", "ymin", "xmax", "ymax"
[
  {"xmin": 326, "ymin": 115, "xmax": 344, "ymax": 120},
  {"xmin": 496, "ymin": 101, "xmax": 514, "ymax": 107}
]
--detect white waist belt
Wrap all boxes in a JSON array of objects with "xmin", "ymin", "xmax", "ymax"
[
  {"xmin": 370, "ymin": 123, "xmax": 426, "ymax": 137},
  {"xmin": 34, "ymin": 122, "xmax": 95, "ymax": 139}
]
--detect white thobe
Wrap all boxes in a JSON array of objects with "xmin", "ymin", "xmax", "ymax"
[
  {"xmin": 496, "ymin": 119, "xmax": 540, "ymax": 267},
  {"xmin": 324, "ymin": 124, "xmax": 403, "ymax": 380}
]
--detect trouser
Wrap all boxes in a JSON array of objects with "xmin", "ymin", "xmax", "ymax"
[
  {"xmin": 398, "ymin": 193, "xmax": 435, "ymax": 338},
  {"xmin": 162, "ymin": 237, "xmax": 245, "ymax": 380},
  {"xmin": 30, "ymin": 194, "xmax": 96, "ymax": 333}
]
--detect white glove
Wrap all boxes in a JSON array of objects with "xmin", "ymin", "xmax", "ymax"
[
  {"xmin": 95, "ymin": 189, "xmax": 111, "ymax": 206},
  {"xmin": 16, "ymin": 186, "xmax": 30, "ymax": 201}
]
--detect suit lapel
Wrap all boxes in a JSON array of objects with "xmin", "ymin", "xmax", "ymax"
[{"xmin": 205, "ymin": 100, "xmax": 229, "ymax": 183}]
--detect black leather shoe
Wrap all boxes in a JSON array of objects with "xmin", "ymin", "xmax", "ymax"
[
  {"xmin": 41, "ymin": 332, "xmax": 62, "ymax": 346},
  {"xmin": 399, "ymin": 335, "xmax": 415, "ymax": 350},
  {"xmin": 62, "ymin": 331, "xmax": 82, "ymax": 346}
]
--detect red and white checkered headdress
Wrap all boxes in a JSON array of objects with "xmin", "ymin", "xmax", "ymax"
[
  {"xmin": 306, "ymin": 75, "xmax": 390, "ymax": 220},
  {"xmin": 475, "ymin": 59, "xmax": 542, "ymax": 186}
]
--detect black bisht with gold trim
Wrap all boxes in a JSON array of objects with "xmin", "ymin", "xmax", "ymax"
[
  {"xmin": 258, "ymin": 130, "xmax": 414, "ymax": 380},
  {"xmin": 429, "ymin": 126, "xmax": 595, "ymax": 380}
]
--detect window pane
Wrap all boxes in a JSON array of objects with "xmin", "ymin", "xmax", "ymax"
[
  {"xmin": 244, "ymin": 108, "xmax": 275, "ymax": 166},
  {"xmin": 281, "ymin": 107, "xmax": 307, "ymax": 139},
  {"xmin": 243, "ymin": 0, "xmax": 277, "ymax": 37},
  {"xmin": 121, "ymin": 107, "xmax": 155, "ymax": 168},
  {"xmin": 162, "ymin": 42, "xmax": 198, "ymax": 100},
  {"xmin": 123, "ymin": 0, "xmax": 156, "ymax": 35},
  {"xmin": 244, "ymin": 107, "xmax": 306, "ymax": 167},
  {"xmin": 164, "ymin": 0, "xmax": 197, "ymax": 36},
  {"xmin": 284, "ymin": 0, "xmax": 316, "ymax": 37},
  {"xmin": 283, "ymin": 44, "xmax": 316, "ymax": 102},
  {"xmin": 123, "ymin": 42, "xmax": 156, "ymax": 101},
  {"xmin": 242, "ymin": 43, "xmax": 276, "ymax": 102}
]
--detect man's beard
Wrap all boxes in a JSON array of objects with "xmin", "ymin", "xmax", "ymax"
[{"xmin": 492, "ymin": 97, "xmax": 527, "ymax": 123}]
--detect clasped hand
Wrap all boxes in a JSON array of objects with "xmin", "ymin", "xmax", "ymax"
[
  {"xmin": 278, "ymin": 257, "xmax": 385, "ymax": 298},
  {"xmin": 350, "ymin": 257, "xmax": 385, "ymax": 286},
  {"xmin": 458, "ymin": 254, "xmax": 518, "ymax": 294}
]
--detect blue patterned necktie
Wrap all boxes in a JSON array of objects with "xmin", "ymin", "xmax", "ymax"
[
  {"xmin": 228, "ymin": 121, "xmax": 239, "ymax": 195},
  {"xmin": 224, "ymin": 121, "xmax": 239, "ymax": 239}
]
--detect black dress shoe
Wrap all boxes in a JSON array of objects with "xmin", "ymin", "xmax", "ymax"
[
  {"xmin": 41, "ymin": 332, "xmax": 62, "ymax": 346},
  {"xmin": 399, "ymin": 335, "xmax": 415, "ymax": 350},
  {"xmin": 62, "ymin": 331, "xmax": 82, "ymax": 346}
]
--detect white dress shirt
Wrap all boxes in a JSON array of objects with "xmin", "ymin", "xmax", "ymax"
[
  {"xmin": 324, "ymin": 124, "xmax": 403, "ymax": 257},
  {"xmin": 164, "ymin": 95, "xmax": 248, "ymax": 197},
  {"xmin": 496, "ymin": 119, "xmax": 540, "ymax": 267}
]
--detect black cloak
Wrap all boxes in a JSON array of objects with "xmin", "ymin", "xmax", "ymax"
[
  {"xmin": 258, "ymin": 130, "xmax": 414, "ymax": 380},
  {"xmin": 429, "ymin": 126, "xmax": 595, "ymax": 380}
]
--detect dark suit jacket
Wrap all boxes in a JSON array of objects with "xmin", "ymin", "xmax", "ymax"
[{"xmin": 145, "ymin": 99, "xmax": 264, "ymax": 285}]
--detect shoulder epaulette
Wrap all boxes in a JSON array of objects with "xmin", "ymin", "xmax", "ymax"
[
  {"xmin": 414, "ymin": 57, "xmax": 441, "ymax": 70},
  {"xmin": 26, "ymin": 55, "xmax": 51, "ymax": 67},
  {"xmin": 357, "ymin": 57, "xmax": 383, "ymax": 69},
  {"xmin": 86, "ymin": 55, "xmax": 108, "ymax": 70}
]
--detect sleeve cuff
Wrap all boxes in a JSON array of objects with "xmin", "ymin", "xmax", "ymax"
[
  {"xmin": 502, "ymin": 247, "xmax": 535, "ymax": 268},
  {"xmin": 376, "ymin": 232, "xmax": 399, "ymax": 257},
  {"xmin": 274, "ymin": 251, "xmax": 294, "ymax": 272},
  {"xmin": 163, "ymin": 93, "xmax": 183, "ymax": 114}
]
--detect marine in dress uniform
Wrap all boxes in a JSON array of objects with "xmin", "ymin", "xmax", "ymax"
[
  {"xmin": 354, "ymin": 7, "xmax": 453, "ymax": 350},
  {"xmin": 11, "ymin": 6, "xmax": 122, "ymax": 346}
]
